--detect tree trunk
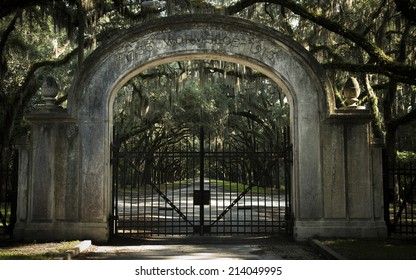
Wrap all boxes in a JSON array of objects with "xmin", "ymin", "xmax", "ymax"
[{"xmin": 384, "ymin": 80, "xmax": 398, "ymax": 166}]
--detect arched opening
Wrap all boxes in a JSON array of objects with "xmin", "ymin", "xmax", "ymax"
[
  {"xmin": 111, "ymin": 59, "xmax": 292, "ymax": 237},
  {"xmin": 66, "ymin": 16, "xmax": 329, "ymax": 241}
]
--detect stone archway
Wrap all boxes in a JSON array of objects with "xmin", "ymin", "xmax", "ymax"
[{"xmin": 15, "ymin": 15, "xmax": 386, "ymax": 242}]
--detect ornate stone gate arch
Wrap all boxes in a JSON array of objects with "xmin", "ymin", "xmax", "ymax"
[{"xmin": 15, "ymin": 15, "xmax": 386, "ymax": 241}]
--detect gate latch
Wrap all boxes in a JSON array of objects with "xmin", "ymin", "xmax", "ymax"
[{"xmin": 193, "ymin": 190, "xmax": 210, "ymax": 205}]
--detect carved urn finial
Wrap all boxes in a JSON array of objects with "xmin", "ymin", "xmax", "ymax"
[
  {"xmin": 342, "ymin": 77, "xmax": 365, "ymax": 109},
  {"xmin": 41, "ymin": 76, "xmax": 59, "ymax": 108}
]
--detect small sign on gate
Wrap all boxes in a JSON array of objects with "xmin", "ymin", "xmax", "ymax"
[{"xmin": 193, "ymin": 190, "xmax": 211, "ymax": 205}]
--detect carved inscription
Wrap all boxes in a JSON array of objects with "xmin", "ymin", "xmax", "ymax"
[
  {"xmin": 162, "ymin": 31, "xmax": 279, "ymax": 60},
  {"xmin": 117, "ymin": 41, "xmax": 153, "ymax": 63},
  {"xmin": 116, "ymin": 30, "xmax": 280, "ymax": 63},
  {"xmin": 162, "ymin": 32, "xmax": 243, "ymax": 48}
]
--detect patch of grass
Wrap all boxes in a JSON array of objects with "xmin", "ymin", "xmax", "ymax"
[
  {"xmin": 0, "ymin": 251, "xmax": 51, "ymax": 260},
  {"xmin": 322, "ymin": 238, "xmax": 416, "ymax": 260},
  {"xmin": 117, "ymin": 180, "xmax": 191, "ymax": 195},
  {"xmin": 209, "ymin": 179, "xmax": 283, "ymax": 195},
  {"xmin": 117, "ymin": 179, "xmax": 285, "ymax": 196},
  {"xmin": 0, "ymin": 240, "xmax": 80, "ymax": 260}
]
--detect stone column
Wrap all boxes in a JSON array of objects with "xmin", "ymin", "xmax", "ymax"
[
  {"xmin": 14, "ymin": 77, "xmax": 84, "ymax": 241},
  {"xmin": 330, "ymin": 78, "xmax": 386, "ymax": 237},
  {"xmin": 295, "ymin": 77, "xmax": 387, "ymax": 239}
]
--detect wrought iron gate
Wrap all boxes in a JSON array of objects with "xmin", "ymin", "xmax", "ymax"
[
  {"xmin": 0, "ymin": 148, "xmax": 18, "ymax": 238},
  {"xmin": 383, "ymin": 151, "xmax": 416, "ymax": 236},
  {"xmin": 111, "ymin": 127, "xmax": 292, "ymax": 237}
]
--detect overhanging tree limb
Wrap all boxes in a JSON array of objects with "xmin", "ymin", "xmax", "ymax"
[
  {"xmin": 0, "ymin": 10, "xmax": 20, "ymax": 57},
  {"xmin": 231, "ymin": 110, "xmax": 273, "ymax": 136},
  {"xmin": 225, "ymin": 0, "xmax": 416, "ymax": 84},
  {"xmin": 387, "ymin": 109, "xmax": 416, "ymax": 129},
  {"xmin": 322, "ymin": 62, "xmax": 416, "ymax": 85},
  {"xmin": 15, "ymin": 47, "xmax": 79, "ymax": 108},
  {"xmin": 0, "ymin": 10, "xmax": 21, "ymax": 84},
  {"xmin": 0, "ymin": 0, "xmax": 61, "ymax": 19},
  {"xmin": 394, "ymin": 0, "xmax": 416, "ymax": 23},
  {"xmin": 227, "ymin": 0, "xmax": 393, "ymax": 62}
]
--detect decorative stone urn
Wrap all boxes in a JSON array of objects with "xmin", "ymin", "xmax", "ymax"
[
  {"xmin": 41, "ymin": 76, "xmax": 60, "ymax": 108},
  {"xmin": 342, "ymin": 77, "xmax": 365, "ymax": 109}
]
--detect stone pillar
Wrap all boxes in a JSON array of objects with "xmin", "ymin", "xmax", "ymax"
[
  {"xmin": 25, "ymin": 111, "xmax": 77, "ymax": 221},
  {"xmin": 294, "ymin": 77, "xmax": 387, "ymax": 239},
  {"xmin": 340, "ymin": 78, "xmax": 384, "ymax": 232},
  {"xmin": 14, "ymin": 77, "xmax": 109, "ymax": 241},
  {"xmin": 13, "ymin": 77, "xmax": 108, "ymax": 241}
]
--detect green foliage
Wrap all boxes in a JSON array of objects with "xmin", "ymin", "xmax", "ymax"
[
  {"xmin": 116, "ymin": 61, "xmax": 281, "ymax": 119},
  {"xmin": 113, "ymin": 59, "xmax": 289, "ymax": 144},
  {"xmin": 209, "ymin": 179, "xmax": 285, "ymax": 195},
  {"xmin": 0, "ymin": 204, "xmax": 12, "ymax": 226},
  {"xmin": 112, "ymin": 59, "xmax": 289, "ymax": 187},
  {"xmin": 397, "ymin": 151, "xmax": 416, "ymax": 165}
]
